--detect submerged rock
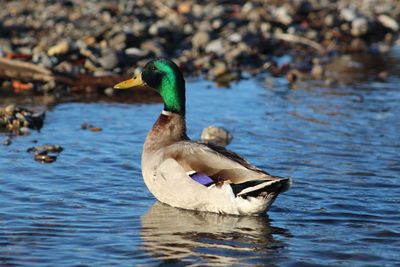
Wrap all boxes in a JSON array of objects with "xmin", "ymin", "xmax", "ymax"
[
  {"xmin": 0, "ymin": 105, "xmax": 45, "ymax": 135},
  {"xmin": 27, "ymin": 145, "xmax": 64, "ymax": 164},
  {"xmin": 2, "ymin": 136, "xmax": 11, "ymax": 146},
  {"xmin": 201, "ymin": 126, "xmax": 233, "ymax": 147}
]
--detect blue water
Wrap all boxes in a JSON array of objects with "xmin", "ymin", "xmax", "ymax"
[{"xmin": 1, "ymin": 52, "xmax": 400, "ymax": 266}]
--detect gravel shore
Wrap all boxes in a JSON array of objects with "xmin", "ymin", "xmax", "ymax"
[{"xmin": 0, "ymin": 0, "xmax": 399, "ymax": 95}]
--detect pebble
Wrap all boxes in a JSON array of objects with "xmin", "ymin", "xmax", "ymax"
[
  {"xmin": 341, "ymin": 8, "xmax": 357, "ymax": 22},
  {"xmin": 378, "ymin": 15, "xmax": 399, "ymax": 32},
  {"xmin": 27, "ymin": 144, "xmax": 64, "ymax": 154},
  {"xmin": 47, "ymin": 40, "xmax": 70, "ymax": 56},
  {"xmin": 98, "ymin": 50, "xmax": 120, "ymax": 70},
  {"xmin": 34, "ymin": 154, "xmax": 58, "ymax": 163},
  {"xmin": 378, "ymin": 71, "xmax": 389, "ymax": 80},
  {"xmin": 125, "ymin": 47, "xmax": 149, "ymax": 57},
  {"xmin": 273, "ymin": 6, "xmax": 293, "ymax": 25},
  {"xmin": 27, "ymin": 144, "xmax": 64, "ymax": 163},
  {"xmin": 210, "ymin": 61, "xmax": 228, "ymax": 77},
  {"xmin": 2, "ymin": 136, "xmax": 11, "ymax": 146},
  {"xmin": 192, "ymin": 31, "xmax": 210, "ymax": 49},
  {"xmin": 81, "ymin": 123, "xmax": 93, "ymax": 129},
  {"xmin": 201, "ymin": 126, "xmax": 233, "ymax": 147},
  {"xmin": 205, "ymin": 39, "xmax": 224, "ymax": 54},
  {"xmin": 81, "ymin": 123, "xmax": 102, "ymax": 132},
  {"xmin": 90, "ymin": 127, "xmax": 103, "ymax": 132},
  {"xmin": 311, "ymin": 63, "xmax": 324, "ymax": 79},
  {"xmin": 32, "ymin": 52, "xmax": 58, "ymax": 68},
  {"xmin": 104, "ymin": 87, "xmax": 114, "ymax": 97},
  {"xmin": 351, "ymin": 17, "xmax": 369, "ymax": 37},
  {"xmin": 19, "ymin": 127, "xmax": 30, "ymax": 135}
]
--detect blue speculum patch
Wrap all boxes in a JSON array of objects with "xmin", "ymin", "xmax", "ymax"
[{"xmin": 190, "ymin": 173, "xmax": 214, "ymax": 186}]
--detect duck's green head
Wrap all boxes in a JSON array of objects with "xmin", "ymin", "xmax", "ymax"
[{"xmin": 114, "ymin": 58, "xmax": 186, "ymax": 115}]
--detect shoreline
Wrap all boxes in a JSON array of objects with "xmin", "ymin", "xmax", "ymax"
[{"xmin": 1, "ymin": 0, "xmax": 399, "ymax": 101}]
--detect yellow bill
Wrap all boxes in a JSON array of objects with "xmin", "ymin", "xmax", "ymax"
[{"xmin": 114, "ymin": 73, "xmax": 145, "ymax": 89}]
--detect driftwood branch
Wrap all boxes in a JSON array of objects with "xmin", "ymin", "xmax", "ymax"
[
  {"xmin": 0, "ymin": 57, "xmax": 54, "ymax": 82},
  {"xmin": 0, "ymin": 57, "xmax": 128, "ymax": 89},
  {"xmin": 271, "ymin": 33, "xmax": 327, "ymax": 53}
]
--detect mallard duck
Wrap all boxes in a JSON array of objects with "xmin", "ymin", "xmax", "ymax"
[{"xmin": 114, "ymin": 58, "xmax": 291, "ymax": 215}]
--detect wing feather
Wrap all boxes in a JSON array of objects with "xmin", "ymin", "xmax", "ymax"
[{"xmin": 163, "ymin": 141, "xmax": 280, "ymax": 184}]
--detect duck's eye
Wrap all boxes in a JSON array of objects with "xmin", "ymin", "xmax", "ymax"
[{"xmin": 151, "ymin": 66, "xmax": 157, "ymax": 71}]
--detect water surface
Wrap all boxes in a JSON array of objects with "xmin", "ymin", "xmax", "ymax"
[{"xmin": 1, "ymin": 52, "xmax": 400, "ymax": 266}]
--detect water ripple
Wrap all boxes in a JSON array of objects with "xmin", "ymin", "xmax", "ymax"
[{"xmin": 1, "ymin": 56, "xmax": 400, "ymax": 265}]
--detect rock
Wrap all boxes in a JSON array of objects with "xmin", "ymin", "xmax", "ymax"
[
  {"xmin": 148, "ymin": 20, "xmax": 169, "ymax": 36},
  {"xmin": 131, "ymin": 21, "xmax": 147, "ymax": 36},
  {"xmin": 351, "ymin": 17, "xmax": 369, "ymax": 36},
  {"xmin": 378, "ymin": 71, "xmax": 389, "ymax": 80},
  {"xmin": 324, "ymin": 15, "xmax": 336, "ymax": 27},
  {"xmin": 93, "ymin": 70, "xmax": 116, "ymax": 77},
  {"xmin": 125, "ymin": 47, "xmax": 149, "ymax": 57},
  {"xmin": 27, "ymin": 144, "xmax": 64, "ymax": 154},
  {"xmin": 4, "ymin": 105, "xmax": 16, "ymax": 114},
  {"xmin": 340, "ymin": 8, "xmax": 357, "ymax": 22},
  {"xmin": 273, "ymin": 6, "xmax": 293, "ymax": 25},
  {"xmin": 104, "ymin": 87, "xmax": 114, "ymax": 97},
  {"xmin": 210, "ymin": 60, "xmax": 228, "ymax": 77},
  {"xmin": 350, "ymin": 38, "xmax": 367, "ymax": 51},
  {"xmin": 228, "ymin": 33, "xmax": 242, "ymax": 43},
  {"xmin": 19, "ymin": 127, "xmax": 30, "ymax": 135},
  {"xmin": 34, "ymin": 154, "xmax": 58, "ymax": 163},
  {"xmin": 42, "ymin": 81, "xmax": 57, "ymax": 92},
  {"xmin": 32, "ymin": 52, "xmax": 58, "ymax": 68},
  {"xmin": 286, "ymin": 70, "xmax": 299, "ymax": 84},
  {"xmin": 378, "ymin": 14, "xmax": 399, "ymax": 32},
  {"xmin": 47, "ymin": 40, "xmax": 70, "ymax": 56},
  {"xmin": 81, "ymin": 123, "xmax": 102, "ymax": 131},
  {"xmin": 81, "ymin": 123, "xmax": 93, "ymax": 129},
  {"xmin": 141, "ymin": 40, "xmax": 165, "ymax": 56},
  {"xmin": 191, "ymin": 31, "xmax": 210, "ymax": 49},
  {"xmin": 108, "ymin": 32, "xmax": 127, "ymax": 50},
  {"xmin": 84, "ymin": 58, "xmax": 101, "ymax": 72},
  {"xmin": 205, "ymin": 39, "xmax": 224, "ymax": 54},
  {"xmin": 98, "ymin": 50, "xmax": 119, "ymax": 70},
  {"xmin": 212, "ymin": 19, "xmax": 223, "ymax": 30},
  {"xmin": 296, "ymin": 0, "xmax": 312, "ymax": 16},
  {"xmin": 183, "ymin": 24, "xmax": 194, "ymax": 35},
  {"xmin": 200, "ymin": 126, "xmax": 233, "ymax": 147},
  {"xmin": 90, "ymin": 127, "xmax": 103, "ymax": 132},
  {"xmin": 0, "ymin": 39, "xmax": 13, "ymax": 55},
  {"xmin": 311, "ymin": 63, "xmax": 324, "ymax": 79},
  {"xmin": 2, "ymin": 136, "xmax": 11, "ymax": 146}
]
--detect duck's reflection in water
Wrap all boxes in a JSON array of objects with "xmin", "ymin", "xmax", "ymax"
[{"xmin": 140, "ymin": 202, "xmax": 290, "ymax": 266}]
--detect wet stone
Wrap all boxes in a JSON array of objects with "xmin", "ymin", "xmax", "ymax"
[
  {"xmin": 89, "ymin": 127, "xmax": 103, "ymax": 132},
  {"xmin": 34, "ymin": 154, "xmax": 58, "ymax": 163},
  {"xmin": 104, "ymin": 88, "xmax": 114, "ymax": 97},
  {"xmin": 81, "ymin": 123, "xmax": 93, "ymax": 129},
  {"xmin": 200, "ymin": 126, "xmax": 233, "ymax": 147},
  {"xmin": 27, "ymin": 144, "xmax": 64, "ymax": 164},
  {"xmin": 81, "ymin": 123, "xmax": 102, "ymax": 132},
  {"xmin": 2, "ymin": 136, "xmax": 11, "ymax": 146},
  {"xmin": 98, "ymin": 50, "xmax": 120, "ymax": 70},
  {"xmin": 0, "ymin": 105, "xmax": 45, "ymax": 135}
]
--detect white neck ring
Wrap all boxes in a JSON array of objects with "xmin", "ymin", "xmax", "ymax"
[{"xmin": 161, "ymin": 110, "xmax": 173, "ymax": 116}]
